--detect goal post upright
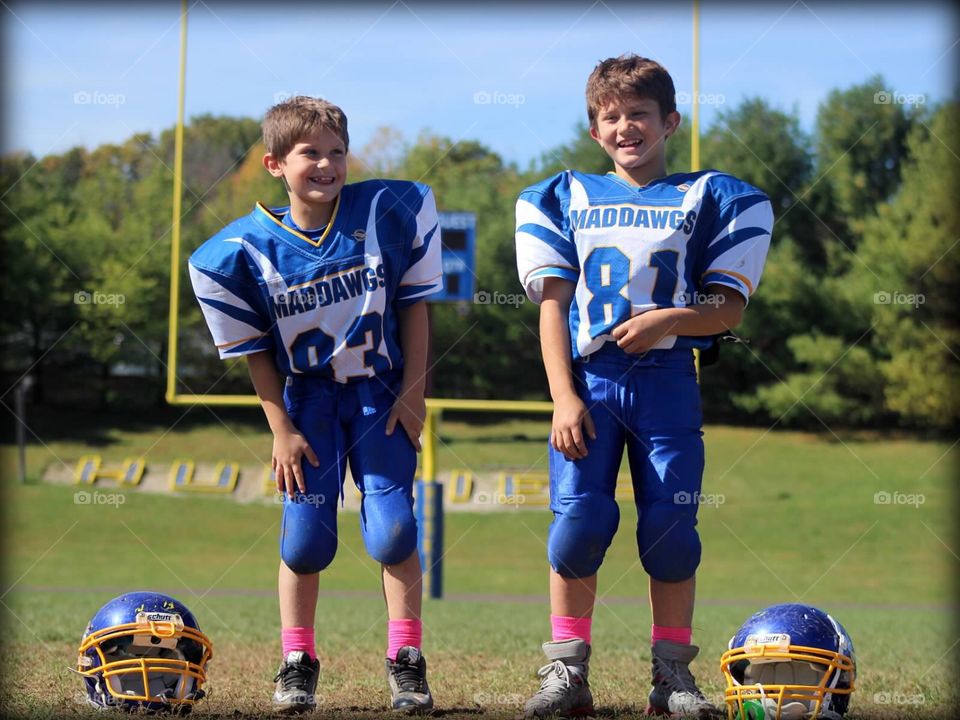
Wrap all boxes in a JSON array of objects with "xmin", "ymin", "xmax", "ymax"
[
  {"xmin": 692, "ymin": 0, "xmax": 702, "ymax": 378},
  {"xmin": 691, "ymin": 0, "xmax": 701, "ymax": 173},
  {"xmin": 165, "ymin": 0, "xmax": 189, "ymax": 404}
]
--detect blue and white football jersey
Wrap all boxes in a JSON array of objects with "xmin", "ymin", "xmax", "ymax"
[
  {"xmin": 516, "ymin": 170, "xmax": 772, "ymax": 360},
  {"xmin": 189, "ymin": 180, "xmax": 442, "ymax": 382}
]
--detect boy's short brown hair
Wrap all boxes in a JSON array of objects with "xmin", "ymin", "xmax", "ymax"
[
  {"xmin": 262, "ymin": 96, "xmax": 349, "ymax": 158},
  {"xmin": 586, "ymin": 54, "xmax": 676, "ymax": 127}
]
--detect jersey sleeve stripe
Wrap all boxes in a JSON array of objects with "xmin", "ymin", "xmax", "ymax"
[
  {"xmin": 217, "ymin": 332, "xmax": 269, "ymax": 349},
  {"xmin": 219, "ymin": 336, "xmax": 274, "ymax": 358},
  {"xmin": 706, "ymin": 225, "xmax": 769, "ymax": 259},
  {"xmin": 702, "ymin": 270, "xmax": 754, "ymax": 295},
  {"xmin": 399, "ymin": 187, "xmax": 443, "ymax": 298},
  {"xmin": 717, "ymin": 192, "xmax": 768, "ymax": 215},
  {"xmin": 396, "ymin": 295, "xmax": 436, "ymax": 307},
  {"xmin": 189, "ymin": 263, "xmax": 261, "ymax": 311},
  {"xmin": 397, "ymin": 280, "xmax": 442, "ymax": 295},
  {"xmin": 198, "ymin": 296, "xmax": 270, "ymax": 331},
  {"xmin": 707, "ymin": 199, "xmax": 772, "ymax": 246},
  {"xmin": 409, "ymin": 222, "xmax": 438, "ymax": 266},
  {"xmin": 528, "ymin": 266, "xmax": 579, "ymax": 283},
  {"xmin": 516, "ymin": 195, "xmax": 566, "ymax": 236},
  {"xmin": 399, "ymin": 272, "xmax": 443, "ymax": 288},
  {"xmin": 517, "ymin": 223, "xmax": 578, "ymax": 267},
  {"xmin": 396, "ymin": 282, "xmax": 443, "ymax": 305}
]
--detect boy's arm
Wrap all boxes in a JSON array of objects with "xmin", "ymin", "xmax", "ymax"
[
  {"xmin": 541, "ymin": 277, "xmax": 596, "ymax": 461},
  {"xmin": 610, "ymin": 285, "xmax": 746, "ymax": 353},
  {"xmin": 386, "ymin": 301, "xmax": 428, "ymax": 452},
  {"xmin": 246, "ymin": 351, "xmax": 319, "ymax": 497},
  {"xmin": 611, "ymin": 285, "xmax": 746, "ymax": 354}
]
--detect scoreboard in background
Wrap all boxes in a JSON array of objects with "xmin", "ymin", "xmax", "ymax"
[{"xmin": 434, "ymin": 211, "xmax": 476, "ymax": 303}]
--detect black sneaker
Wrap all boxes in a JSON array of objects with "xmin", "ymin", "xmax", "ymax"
[
  {"xmin": 384, "ymin": 646, "xmax": 433, "ymax": 713},
  {"xmin": 272, "ymin": 650, "xmax": 320, "ymax": 714}
]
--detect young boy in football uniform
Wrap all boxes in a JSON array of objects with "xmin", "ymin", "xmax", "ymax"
[
  {"xmin": 515, "ymin": 55, "xmax": 773, "ymax": 718},
  {"xmin": 189, "ymin": 96, "xmax": 440, "ymax": 714}
]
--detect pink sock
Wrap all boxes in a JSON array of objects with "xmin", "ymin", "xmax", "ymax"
[
  {"xmin": 551, "ymin": 614, "xmax": 592, "ymax": 644},
  {"xmin": 387, "ymin": 618, "xmax": 422, "ymax": 661},
  {"xmin": 281, "ymin": 626, "xmax": 316, "ymax": 660},
  {"xmin": 651, "ymin": 624, "xmax": 692, "ymax": 646}
]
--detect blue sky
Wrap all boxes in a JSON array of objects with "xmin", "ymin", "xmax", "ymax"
[{"xmin": 3, "ymin": 1, "xmax": 957, "ymax": 167}]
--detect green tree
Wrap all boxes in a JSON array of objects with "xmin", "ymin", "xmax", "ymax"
[
  {"xmin": 538, "ymin": 121, "xmax": 611, "ymax": 176},
  {"xmin": 166, "ymin": 114, "xmax": 263, "ymax": 196},
  {"xmin": 853, "ymin": 102, "xmax": 959, "ymax": 428},
  {"xmin": 665, "ymin": 120, "xmax": 692, "ymax": 174},
  {"xmin": 701, "ymin": 98, "xmax": 813, "ymax": 242},
  {"xmin": 0, "ymin": 151, "xmax": 83, "ymax": 399},
  {"xmin": 815, "ymin": 75, "xmax": 916, "ymax": 230},
  {"xmin": 733, "ymin": 332, "xmax": 885, "ymax": 428}
]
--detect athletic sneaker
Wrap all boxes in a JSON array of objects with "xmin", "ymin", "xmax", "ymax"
[
  {"xmin": 272, "ymin": 650, "xmax": 320, "ymax": 714},
  {"xmin": 523, "ymin": 638, "xmax": 594, "ymax": 718},
  {"xmin": 646, "ymin": 640, "xmax": 721, "ymax": 718},
  {"xmin": 385, "ymin": 646, "xmax": 433, "ymax": 713}
]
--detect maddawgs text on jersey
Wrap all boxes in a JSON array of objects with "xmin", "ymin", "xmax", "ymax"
[{"xmin": 515, "ymin": 170, "xmax": 773, "ymax": 360}]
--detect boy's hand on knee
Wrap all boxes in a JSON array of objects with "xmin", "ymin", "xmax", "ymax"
[
  {"xmin": 385, "ymin": 389, "xmax": 425, "ymax": 452},
  {"xmin": 551, "ymin": 393, "xmax": 597, "ymax": 461},
  {"xmin": 272, "ymin": 428, "xmax": 320, "ymax": 498}
]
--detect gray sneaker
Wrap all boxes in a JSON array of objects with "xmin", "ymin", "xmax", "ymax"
[
  {"xmin": 385, "ymin": 646, "xmax": 433, "ymax": 713},
  {"xmin": 523, "ymin": 638, "xmax": 594, "ymax": 718},
  {"xmin": 646, "ymin": 640, "xmax": 721, "ymax": 718},
  {"xmin": 272, "ymin": 650, "xmax": 320, "ymax": 714}
]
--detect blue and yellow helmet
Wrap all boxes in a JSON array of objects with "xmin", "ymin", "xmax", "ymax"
[
  {"xmin": 720, "ymin": 603, "xmax": 856, "ymax": 719},
  {"xmin": 76, "ymin": 591, "xmax": 213, "ymax": 713}
]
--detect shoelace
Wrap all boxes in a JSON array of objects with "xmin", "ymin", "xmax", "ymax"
[
  {"xmin": 391, "ymin": 658, "xmax": 425, "ymax": 692},
  {"xmin": 653, "ymin": 656, "xmax": 704, "ymax": 698},
  {"xmin": 274, "ymin": 660, "xmax": 314, "ymax": 690},
  {"xmin": 533, "ymin": 660, "xmax": 579, "ymax": 698}
]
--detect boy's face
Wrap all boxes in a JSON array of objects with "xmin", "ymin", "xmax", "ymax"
[
  {"xmin": 590, "ymin": 94, "xmax": 680, "ymax": 174},
  {"xmin": 264, "ymin": 126, "xmax": 347, "ymax": 209}
]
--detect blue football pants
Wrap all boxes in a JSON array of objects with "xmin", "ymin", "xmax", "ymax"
[
  {"xmin": 547, "ymin": 346, "xmax": 705, "ymax": 582},
  {"xmin": 278, "ymin": 370, "xmax": 418, "ymax": 574}
]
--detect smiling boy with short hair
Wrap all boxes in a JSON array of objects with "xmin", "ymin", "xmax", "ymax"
[
  {"xmin": 190, "ymin": 95, "xmax": 441, "ymax": 714},
  {"xmin": 515, "ymin": 55, "xmax": 773, "ymax": 718}
]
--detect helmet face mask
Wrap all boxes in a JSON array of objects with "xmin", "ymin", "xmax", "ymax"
[
  {"xmin": 720, "ymin": 604, "xmax": 855, "ymax": 719},
  {"xmin": 77, "ymin": 592, "xmax": 213, "ymax": 713}
]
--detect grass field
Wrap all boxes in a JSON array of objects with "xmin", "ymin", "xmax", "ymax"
[{"xmin": 1, "ymin": 410, "xmax": 957, "ymax": 718}]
